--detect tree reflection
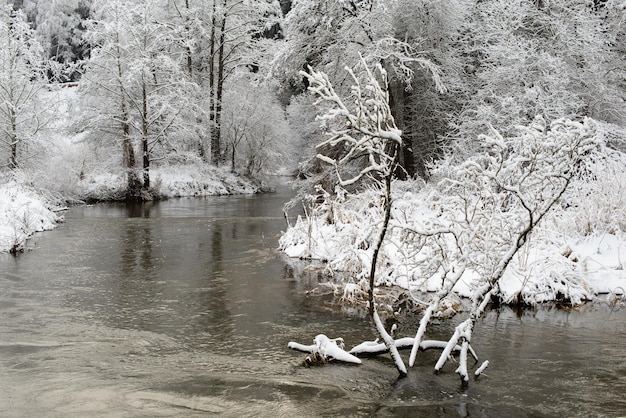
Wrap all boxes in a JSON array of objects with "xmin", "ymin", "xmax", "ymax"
[
  {"xmin": 190, "ymin": 221, "xmax": 235, "ymax": 347},
  {"xmin": 108, "ymin": 202, "xmax": 157, "ymax": 329}
]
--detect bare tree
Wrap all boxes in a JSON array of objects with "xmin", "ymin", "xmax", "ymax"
[{"xmin": 0, "ymin": 5, "xmax": 50, "ymax": 170}]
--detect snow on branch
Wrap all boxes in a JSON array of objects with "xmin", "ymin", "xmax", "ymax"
[
  {"xmin": 350, "ymin": 337, "xmax": 466, "ymax": 357},
  {"xmin": 372, "ymin": 307, "xmax": 407, "ymax": 376},
  {"xmin": 300, "ymin": 54, "xmax": 402, "ymax": 188},
  {"xmin": 288, "ymin": 334, "xmax": 362, "ymax": 365},
  {"xmin": 370, "ymin": 37, "xmax": 446, "ymax": 93}
]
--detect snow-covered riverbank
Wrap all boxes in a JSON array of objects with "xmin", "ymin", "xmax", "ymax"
[
  {"xmin": 280, "ymin": 183, "xmax": 626, "ymax": 305},
  {"xmin": 0, "ymin": 179, "xmax": 64, "ymax": 253},
  {"xmin": 0, "ymin": 85, "xmax": 262, "ymax": 253},
  {"xmin": 280, "ymin": 134, "xmax": 626, "ymax": 306},
  {"xmin": 75, "ymin": 164, "xmax": 260, "ymax": 202},
  {"xmin": 0, "ymin": 166, "xmax": 259, "ymax": 253}
]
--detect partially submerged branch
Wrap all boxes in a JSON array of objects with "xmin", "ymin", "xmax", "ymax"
[
  {"xmin": 288, "ymin": 334, "xmax": 362, "ymax": 365},
  {"xmin": 350, "ymin": 338, "xmax": 466, "ymax": 357},
  {"xmin": 372, "ymin": 306, "xmax": 407, "ymax": 376}
]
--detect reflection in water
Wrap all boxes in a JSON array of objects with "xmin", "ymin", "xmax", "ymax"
[
  {"xmin": 121, "ymin": 220, "xmax": 154, "ymax": 276},
  {"xmin": 125, "ymin": 202, "xmax": 154, "ymax": 218},
  {"xmin": 0, "ymin": 186, "xmax": 625, "ymax": 417},
  {"xmin": 201, "ymin": 221, "xmax": 234, "ymax": 342}
]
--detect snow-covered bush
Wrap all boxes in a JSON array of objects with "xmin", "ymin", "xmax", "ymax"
[
  {"xmin": 282, "ymin": 112, "xmax": 618, "ymax": 382},
  {"xmin": 560, "ymin": 123, "xmax": 626, "ymax": 236},
  {"xmin": 283, "ymin": 116, "xmax": 613, "ymax": 301}
]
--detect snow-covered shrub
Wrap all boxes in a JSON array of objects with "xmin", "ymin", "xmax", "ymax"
[
  {"xmin": 282, "ymin": 117, "xmax": 609, "ymax": 308},
  {"xmin": 562, "ymin": 133, "xmax": 626, "ymax": 236}
]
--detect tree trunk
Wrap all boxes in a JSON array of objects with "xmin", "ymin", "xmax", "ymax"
[
  {"xmin": 388, "ymin": 81, "xmax": 415, "ymax": 178},
  {"xmin": 142, "ymin": 80, "xmax": 150, "ymax": 191},
  {"xmin": 116, "ymin": 38, "xmax": 140, "ymax": 198},
  {"xmin": 184, "ymin": 0, "xmax": 193, "ymax": 77},
  {"xmin": 365, "ymin": 145, "xmax": 407, "ymax": 377},
  {"xmin": 122, "ymin": 123, "xmax": 140, "ymax": 198},
  {"xmin": 208, "ymin": 0, "xmax": 218, "ymax": 164},
  {"xmin": 121, "ymin": 110, "xmax": 140, "ymax": 198},
  {"xmin": 211, "ymin": 0, "xmax": 227, "ymax": 166},
  {"xmin": 8, "ymin": 108, "xmax": 17, "ymax": 170},
  {"xmin": 367, "ymin": 159, "xmax": 395, "ymax": 317}
]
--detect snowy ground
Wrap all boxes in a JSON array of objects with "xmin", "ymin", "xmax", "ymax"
[{"xmin": 75, "ymin": 164, "xmax": 259, "ymax": 201}]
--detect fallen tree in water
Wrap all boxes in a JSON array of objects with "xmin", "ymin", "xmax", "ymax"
[{"xmin": 288, "ymin": 334, "xmax": 490, "ymax": 380}]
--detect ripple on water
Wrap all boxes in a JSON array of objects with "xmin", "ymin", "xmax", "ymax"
[{"xmin": 2, "ymin": 195, "xmax": 626, "ymax": 417}]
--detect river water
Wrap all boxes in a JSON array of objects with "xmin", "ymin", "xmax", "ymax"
[{"xmin": 1, "ymin": 185, "xmax": 625, "ymax": 417}]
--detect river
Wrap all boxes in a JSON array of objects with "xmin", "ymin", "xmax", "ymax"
[{"xmin": 1, "ymin": 184, "xmax": 625, "ymax": 417}]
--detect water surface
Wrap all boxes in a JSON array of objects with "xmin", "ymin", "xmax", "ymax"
[{"xmin": 1, "ymin": 186, "xmax": 625, "ymax": 416}]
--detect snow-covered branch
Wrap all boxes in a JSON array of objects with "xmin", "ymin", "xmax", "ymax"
[
  {"xmin": 300, "ymin": 55, "xmax": 401, "ymax": 188},
  {"xmin": 287, "ymin": 334, "xmax": 361, "ymax": 365}
]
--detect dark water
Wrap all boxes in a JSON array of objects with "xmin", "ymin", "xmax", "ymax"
[{"xmin": 1, "ymin": 184, "xmax": 625, "ymax": 417}]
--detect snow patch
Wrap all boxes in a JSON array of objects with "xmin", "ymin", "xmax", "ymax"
[{"xmin": 0, "ymin": 178, "xmax": 65, "ymax": 253}]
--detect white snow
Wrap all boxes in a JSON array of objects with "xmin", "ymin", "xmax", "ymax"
[
  {"xmin": 348, "ymin": 337, "xmax": 460, "ymax": 356},
  {"xmin": 75, "ymin": 164, "xmax": 258, "ymax": 202},
  {"xmin": 0, "ymin": 178, "xmax": 65, "ymax": 253},
  {"xmin": 288, "ymin": 334, "xmax": 362, "ymax": 364}
]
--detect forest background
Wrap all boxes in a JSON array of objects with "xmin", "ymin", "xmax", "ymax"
[{"xmin": 0, "ymin": 0, "xmax": 622, "ymax": 191}]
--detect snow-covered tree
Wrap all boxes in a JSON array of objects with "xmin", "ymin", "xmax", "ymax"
[
  {"xmin": 284, "ymin": 61, "xmax": 603, "ymax": 382},
  {"xmin": 279, "ymin": 0, "xmax": 623, "ymax": 179},
  {"xmin": 80, "ymin": 0, "xmax": 200, "ymax": 198},
  {"xmin": 273, "ymin": 0, "xmax": 375, "ymax": 94},
  {"xmin": 275, "ymin": 0, "xmax": 460, "ymax": 178},
  {"xmin": 450, "ymin": 0, "xmax": 625, "ymax": 157},
  {"xmin": 301, "ymin": 57, "xmax": 408, "ymax": 375},
  {"xmin": 15, "ymin": 0, "xmax": 92, "ymax": 81},
  {"xmin": 0, "ymin": 5, "xmax": 50, "ymax": 170},
  {"xmin": 382, "ymin": 0, "xmax": 469, "ymax": 177},
  {"xmin": 222, "ymin": 76, "xmax": 293, "ymax": 176},
  {"xmin": 402, "ymin": 117, "xmax": 601, "ymax": 383},
  {"xmin": 79, "ymin": 0, "xmax": 140, "ymax": 196},
  {"xmin": 214, "ymin": 0, "xmax": 282, "ymax": 165}
]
